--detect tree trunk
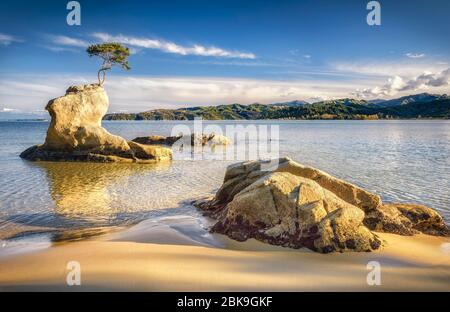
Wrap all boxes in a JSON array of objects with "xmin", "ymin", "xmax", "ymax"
[{"xmin": 97, "ymin": 69, "xmax": 107, "ymax": 86}]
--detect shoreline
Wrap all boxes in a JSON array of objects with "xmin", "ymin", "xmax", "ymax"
[{"xmin": 0, "ymin": 214, "xmax": 449, "ymax": 291}]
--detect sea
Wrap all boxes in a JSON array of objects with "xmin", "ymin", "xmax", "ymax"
[{"xmin": 0, "ymin": 120, "xmax": 449, "ymax": 252}]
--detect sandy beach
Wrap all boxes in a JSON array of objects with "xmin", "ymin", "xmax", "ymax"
[{"xmin": 1, "ymin": 215, "xmax": 449, "ymax": 291}]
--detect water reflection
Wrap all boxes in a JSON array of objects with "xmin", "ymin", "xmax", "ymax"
[
  {"xmin": 37, "ymin": 161, "xmax": 171, "ymax": 218},
  {"xmin": 1, "ymin": 161, "xmax": 171, "ymax": 241}
]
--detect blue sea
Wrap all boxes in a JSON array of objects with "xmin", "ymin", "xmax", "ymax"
[{"xmin": 0, "ymin": 120, "xmax": 449, "ymax": 249}]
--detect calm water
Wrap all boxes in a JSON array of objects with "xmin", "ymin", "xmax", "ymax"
[{"xmin": 0, "ymin": 120, "xmax": 449, "ymax": 248}]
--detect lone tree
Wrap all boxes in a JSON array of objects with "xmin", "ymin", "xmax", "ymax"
[{"xmin": 86, "ymin": 42, "xmax": 130, "ymax": 85}]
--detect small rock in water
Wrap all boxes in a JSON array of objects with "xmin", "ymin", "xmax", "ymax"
[{"xmin": 132, "ymin": 133, "xmax": 231, "ymax": 147}]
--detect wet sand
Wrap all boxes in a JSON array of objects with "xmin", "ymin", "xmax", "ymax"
[{"xmin": 0, "ymin": 216, "xmax": 449, "ymax": 291}]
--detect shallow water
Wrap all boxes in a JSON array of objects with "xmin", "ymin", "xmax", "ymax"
[{"xmin": 0, "ymin": 120, "xmax": 449, "ymax": 250}]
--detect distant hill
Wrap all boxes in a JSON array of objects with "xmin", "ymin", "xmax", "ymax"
[
  {"xmin": 105, "ymin": 103, "xmax": 280, "ymax": 120},
  {"xmin": 368, "ymin": 99, "xmax": 386, "ymax": 105},
  {"xmin": 103, "ymin": 95, "xmax": 450, "ymax": 121},
  {"xmin": 378, "ymin": 99, "xmax": 450, "ymax": 118},
  {"xmin": 370, "ymin": 93, "xmax": 450, "ymax": 108},
  {"xmin": 269, "ymin": 100, "xmax": 309, "ymax": 107}
]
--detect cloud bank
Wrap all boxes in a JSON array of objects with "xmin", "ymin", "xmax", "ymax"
[
  {"xmin": 353, "ymin": 68, "xmax": 450, "ymax": 98},
  {"xmin": 333, "ymin": 60, "xmax": 448, "ymax": 78},
  {"xmin": 2, "ymin": 72, "xmax": 449, "ymax": 112},
  {"xmin": 0, "ymin": 74, "xmax": 374, "ymax": 112}
]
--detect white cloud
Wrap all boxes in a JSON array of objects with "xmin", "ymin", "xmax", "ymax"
[
  {"xmin": 0, "ymin": 33, "xmax": 23, "ymax": 46},
  {"xmin": 45, "ymin": 33, "xmax": 256, "ymax": 59},
  {"xmin": 98, "ymin": 76, "xmax": 363, "ymax": 110},
  {"xmin": 333, "ymin": 60, "xmax": 448, "ymax": 78},
  {"xmin": 303, "ymin": 54, "xmax": 311, "ymax": 59},
  {"xmin": 40, "ymin": 45, "xmax": 80, "ymax": 53},
  {"xmin": 309, "ymin": 96, "xmax": 330, "ymax": 103},
  {"xmin": 406, "ymin": 53, "xmax": 425, "ymax": 59},
  {"xmin": 399, "ymin": 68, "xmax": 450, "ymax": 90},
  {"xmin": 1, "ymin": 107, "xmax": 19, "ymax": 112},
  {"xmin": 51, "ymin": 35, "xmax": 90, "ymax": 48},
  {"xmin": 353, "ymin": 68, "xmax": 450, "ymax": 98},
  {"xmin": 91, "ymin": 32, "xmax": 256, "ymax": 59}
]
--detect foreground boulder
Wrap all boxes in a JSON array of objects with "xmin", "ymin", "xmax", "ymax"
[
  {"xmin": 20, "ymin": 84, "xmax": 172, "ymax": 163},
  {"xmin": 196, "ymin": 157, "xmax": 449, "ymax": 253},
  {"xmin": 132, "ymin": 133, "xmax": 231, "ymax": 147}
]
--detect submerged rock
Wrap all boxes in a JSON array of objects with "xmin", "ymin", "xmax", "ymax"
[
  {"xmin": 20, "ymin": 84, "xmax": 172, "ymax": 163},
  {"xmin": 196, "ymin": 157, "xmax": 449, "ymax": 253},
  {"xmin": 132, "ymin": 133, "xmax": 231, "ymax": 147}
]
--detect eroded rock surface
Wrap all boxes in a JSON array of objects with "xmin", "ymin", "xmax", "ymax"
[
  {"xmin": 365, "ymin": 203, "xmax": 450, "ymax": 236},
  {"xmin": 196, "ymin": 157, "xmax": 449, "ymax": 253},
  {"xmin": 20, "ymin": 84, "xmax": 172, "ymax": 163}
]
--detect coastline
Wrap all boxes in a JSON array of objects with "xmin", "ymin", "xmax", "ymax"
[{"xmin": 0, "ymin": 215, "xmax": 449, "ymax": 291}]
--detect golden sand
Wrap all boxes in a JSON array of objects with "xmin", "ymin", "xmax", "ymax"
[{"xmin": 0, "ymin": 224, "xmax": 449, "ymax": 291}]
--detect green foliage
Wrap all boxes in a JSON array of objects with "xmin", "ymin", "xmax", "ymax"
[
  {"xmin": 379, "ymin": 99, "xmax": 450, "ymax": 118},
  {"xmin": 103, "ymin": 99, "xmax": 450, "ymax": 121},
  {"xmin": 87, "ymin": 42, "xmax": 131, "ymax": 84},
  {"xmin": 87, "ymin": 42, "xmax": 131, "ymax": 70}
]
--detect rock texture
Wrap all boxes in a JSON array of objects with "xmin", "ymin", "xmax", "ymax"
[
  {"xmin": 364, "ymin": 203, "xmax": 450, "ymax": 236},
  {"xmin": 132, "ymin": 133, "xmax": 231, "ymax": 147},
  {"xmin": 196, "ymin": 157, "xmax": 449, "ymax": 253},
  {"xmin": 20, "ymin": 84, "xmax": 172, "ymax": 163}
]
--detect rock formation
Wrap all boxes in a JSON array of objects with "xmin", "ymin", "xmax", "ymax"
[
  {"xmin": 20, "ymin": 84, "xmax": 172, "ymax": 163},
  {"xmin": 132, "ymin": 133, "xmax": 231, "ymax": 147},
  {"xmin": 196, "ymin": 157, "xmax": 449, "ymax": 253},
  {"xmin": 364, "ymin": 203, "xmax": 449, "ymax": 236}
]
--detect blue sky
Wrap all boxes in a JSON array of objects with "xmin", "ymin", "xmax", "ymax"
[{"xmin": 1, "ymin": 0, "xmax": 449, "ymax": 113}]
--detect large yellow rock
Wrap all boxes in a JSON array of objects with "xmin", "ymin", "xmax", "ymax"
[
  {"xmin": 211, "ymin": 171, "xmax": 382, "ymax": 253},
  {"xmin": 197, "ymin": 158, "xmax": 449, "ymax": 253},
  {"xmin": 43, "ymin": 84, "xmax": 128, "ymax": 152},
  {"xmin": 274, "ymin": 158, "xmax": 382, "ymax": 212},
  {"xmin": 20, "ymin": 84, "xmax": 172, "ymax": 163}
]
